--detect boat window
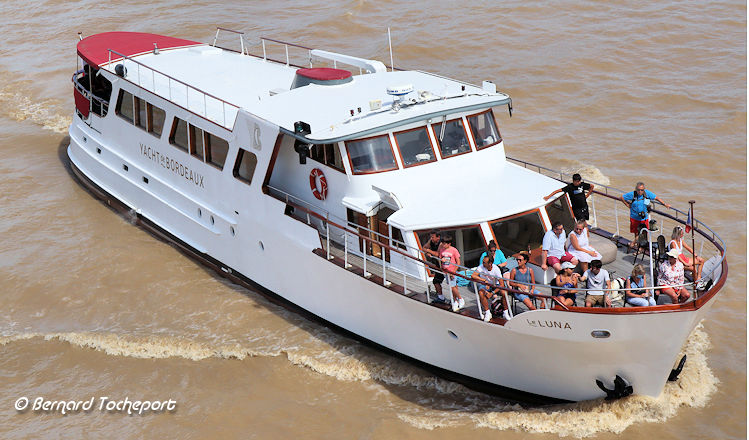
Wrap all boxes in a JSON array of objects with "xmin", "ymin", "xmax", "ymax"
[
  {"xmin": 115, "ymin": 90, "xmax": 134, "ymax": 123},
  {"xmin": 310, "ymin": 143, "xmax": 344, "ymax": 172},
  {"xmin": 190, "ymin": 125, "xmax": 205, "ymax": 161},
  {"xmin": 416, "ymin": 225, "xmax": 485, "ymax": 268},
  {"xmin": 545, "ymin": 196, "xmax": 576, "ymax": 232},
  {"xmin": 432, "ymin": 118, "xmax": 471, "ymax": 158},
  {"xmin": 134, "ymin": 97, "xmax": 147, "ymax": 130},
  {"xmin": 489, "ymin": 210, "xmax": 545, "ymax": 256},
  {"xmin": 233, "ymin": 148, "xmax": 258, "ymax": 184},
  {"xmin": 149, "ymin": 104, "xmax": 166, "ymax": 137},
  {"xmin": 346, "ymin": 135, "xmax": 398, "ymax": 174},
  {"xmin": 206, "ymin": 132, "xmax": 229, "ymax": 169},
  {"xmin": 391, "ymin": 227, "xmax": 407, "ymax": 250},
  {"xmin": 170, "ymin": 117, "xmax": 189, "ymax": 152},
  {"xmin": 467, "ymin": 110, "xmax": 501, "ymax": 150},
  {"xmin": 394, "ymin": 127, "xmax": 436, "ymax": 167}
]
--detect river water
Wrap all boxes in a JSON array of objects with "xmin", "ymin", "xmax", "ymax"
[{"xmin": 0, "ymin": 1, "xmax": 745, "ymax": 438}]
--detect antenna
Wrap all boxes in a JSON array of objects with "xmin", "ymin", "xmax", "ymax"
[{"xmin": 388, "ymin": 27, "xmax": 394, "ymax": 72}]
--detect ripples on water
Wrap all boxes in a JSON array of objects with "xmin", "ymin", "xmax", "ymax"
[{"xmin": 0, "ymin": 0, "xmax": 744, "ymax": 438}]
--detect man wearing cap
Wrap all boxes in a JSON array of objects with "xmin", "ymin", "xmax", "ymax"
[
  {"xmin": 541, "ymin": 221, "xmax": 579, "ymax": 273},
  {"xmin": 544, "ymin": 173, "xmax": 595, "ymax": 222},
  {"xmin": 621, "ymin": 181, "xmax": 670, "ymax": 247},
  {"xmin": 581, "ymin": 259, "xmax": 611, "ymax": 307}
]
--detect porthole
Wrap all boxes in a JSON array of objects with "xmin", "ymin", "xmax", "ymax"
[
  {"xmin": 142, "ymin": 176, "xmax": 149, "ymax": 184},
  {"xmin": 210, "ymin": 216, "xmax": 215, "ymax": 225},
  {"xmin": 591, "ymin": 330, "xmax": 611, "ymax": 339},
  {"xmin": 197, "ymin": 208, "xmax": 202, "ymax": 218},
  {"xmin": 96, "ymin": 147, "xmax": 101, "ymax": 154},
  {"xmin": 122, "ymin": 164, "xmax": 128, "ymax": 172},
  {"xmin": 258, "ymin": 241, "xmax": 264, "ymax": 251},
  {"xmin": 447, "ymin": 330, "xmax": 458, "ymax": 340},
  {"xmin": 230, "ymin": 226, "xmax": 235, "ymax": 236}
]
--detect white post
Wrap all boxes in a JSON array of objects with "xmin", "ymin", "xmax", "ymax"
[
  {"xmin": 648, "ymin": 229, "xmax": 655, "ymax": 290},
  {"xmin": 262, "ymin": 40, "xmax": 267, "ymax": 60},
  {"xmin": 424, "ymin": 265, "xmax": 431, "ymax": 303},
  {"xmin": 473, "ymin": 282, "xmax": 482, "ymax": 319},
  {"xmin": 240, "ymin": 35, "xmax": 245, "ymax": 55},
  {"xmin": 614, "ymin": 202, "xmax": 620, "ymax": 237},
  {"xmin": 402, "ymin": 272, "xmax": 408, "ymax": 295},
  {"xmin": 388, "ymin": 27, "xmax": 394, "ymax": 72},
  {"xmin": 503, "ymin": 291, "xmax": 513, "ymax": 318},
  {"xmin": 285, "ymin": 44, "xmax": 289, "ymax": 66},
  {"xmin": 326, "ymin": 219, "xmax": 331, "ymax": 260},
  {"xmin": 363, "ymin": 244, "xmax": 370, "ymax": 278},
  {"xmin": 382, "ymin": 254, "xmax": 388, "ymax": 286},
  {"xmin": 344, "ymin": 232, "xmax": 351, "ymax": 269}
]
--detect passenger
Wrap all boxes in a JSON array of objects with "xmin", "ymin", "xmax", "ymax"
[
  {"xmin": 621, "ymin": 181, "xmax": 671, "ymax": 248},
  {"xmin": 541, "ymin": 221, "xmax": 578, "ymax": 273},
  {"xmin": 657, "ymin": 249, "xmax": 690, "ymax": 303},
  {"xmin": 567, "ymin": 219, "xmax": 602, "ymax": 273},
  {"xmin": 581, "ymin": 259, "xmax": 611, "ymax": 307},
  {"xmin": 625, "ymin": 264, "xmax": 656, "ymax": 306},
  {"xmin": 439, "ymin": 235, "xmax": 465, "ymax": 312},
  {"xmin": 478, "ymin": 240, "xmax": 510, "ymax": 278},
  {"xmin": 422, "ymin": 230, "xmax": 446, "ymax": 303},
  {"xmin": 543, "ymin": 173, "xmax": 595, "ymax": 222},
  {"xmin": 553, "ymin": 261, "xmax": 579, "ymax": 308},
  {"xmin": 509, "ymin": 252, "xmax": 545, "ymax": 310},
  {"xmin": 669, "ymin": 226, "xmax": 704, "ymax": 280},
  {"xmin": 471, "ymin": 255, "xmax": 511, "ymax": 322}
]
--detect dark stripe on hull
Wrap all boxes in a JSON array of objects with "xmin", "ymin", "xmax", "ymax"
[{"xmin": 68, "ymin": 154, "xmax": 570, "ymax": 406}]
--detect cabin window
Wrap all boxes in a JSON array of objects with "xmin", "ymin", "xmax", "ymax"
[
  {"xmin": 432, "ymin": 118, "xmax": 471, "ymax": 158},
  {"xmin": 170, "ymin": 118, "xmax": 189, "ymax": 152},
  {"xmin": 116, "ymin": 90, "xmax": 134, "ymax": 123},
  {"xmin": 391, "ymin": 227, "xmax": 407, "ymax": 250},
  {"xmin": 206, "ymin": 132, "xmax": 229, "ymax": 169},
  {"xmin": 545, "ymin": 196, "xmax": 576, "ymax": 232},
  {"xmin": 394, "ymin": 127, "xmax": 436, "ymax": 167},
  {"xmin": 489, "ymin": 210, "xmax": 545, "ymax": 256},
  {"xmin": 346, "ymin": 135, "xmax": 398, "ymax": 174},
  {"xmin": 190, "ymin": 125, "xmax": 205, "ymax": 161},
  {"xmin": 467, "ymin": 111, "xmax": 501, "ymax": 149},
  {"xmin": 310, "ymin": 143, "xmax": 344, "ymax": 172},
  {"xmin": 149, "ymin": 104, "xmax": 166, "ymax": 137},
  {"xmin": 134, "ymin": 97, "xmax": 147, "ymax": 130},
  {"xmin": 233, "ymin": 149, "xmax": 258, "ymax": 184}
]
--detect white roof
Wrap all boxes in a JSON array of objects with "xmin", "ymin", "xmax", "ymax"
[
  {"xmin": 118, "ymin": 45, "xmax": 509, "ymax": 140},
  {"xmin": 345, "ymin": 148, "xmax": 565, "ymax": 231}
]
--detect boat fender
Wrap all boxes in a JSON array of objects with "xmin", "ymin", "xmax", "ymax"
[
  {"xmin": 595, "ymin": 375, "xmax": 633, "ymax": 400},
  {"xmin": 668, "ymin": 355, "xmax": 687, "ymax": 381},
  {"xmin": 309, "ymin": 168, "xmax": 328, "ymax": 201}
]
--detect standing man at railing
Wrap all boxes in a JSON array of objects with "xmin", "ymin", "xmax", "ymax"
[
  {"xmin": 621, "ymin": 182, "xmax": 671, "ymax": 248},
  {"xmin": 544, "ymin": 173, "xmax": 594, "ymax": 223},
  {"xmin": 422, "ymin": 230, "xmax": 447, "ymax": 303}
]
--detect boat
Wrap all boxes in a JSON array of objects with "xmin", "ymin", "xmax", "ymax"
[{"xmin": 67, "ymin": 29, "xmax": 727, "ymax": 403}]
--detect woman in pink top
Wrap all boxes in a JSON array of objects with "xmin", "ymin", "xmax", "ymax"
[{"xmin": 439, "ymin": 235, "xmax": 464, "ymax": 312}]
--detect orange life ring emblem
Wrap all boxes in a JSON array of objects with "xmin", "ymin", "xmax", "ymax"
[{"xmin": 309, "ymin": 168, "xmax": 328, "ymax": 200}]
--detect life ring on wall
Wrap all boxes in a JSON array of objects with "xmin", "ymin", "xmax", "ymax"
[{"xmin": 309, "ymin": 168, "xmax": 328, "ymax": 201}]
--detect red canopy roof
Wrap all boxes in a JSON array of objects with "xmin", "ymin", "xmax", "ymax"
[{"xmin": 77, "ymin": 32, "xmax": 201, "ymax": 68}]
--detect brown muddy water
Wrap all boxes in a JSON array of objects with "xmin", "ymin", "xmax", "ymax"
[{"xmin": 0, "ymin": 0, "xmax": 745, "ymax": 438}]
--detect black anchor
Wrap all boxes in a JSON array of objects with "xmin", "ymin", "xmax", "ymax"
[
  {"xmin": 596, "ymin": 375, "xmax": 633, "ymax": 400},
  {"xmin": 668, "ymin": 355, "xmax": 687, "ymax": 381}
]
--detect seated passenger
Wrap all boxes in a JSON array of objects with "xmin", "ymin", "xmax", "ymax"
[
  {"xmin": 541, "ymin": 221, "xmax": 579, "ymax": 274},
  {"xmin": 567, "ymin": 220, "xmax": 602, "ymax": 273},
  {"xmin": 658, "ymin": 249, "xmax": 690, "ymax": 303},
  {"xmin": 625, "ymin": 264, "xmax": 656, "ymax": 307},
  {"xmin": 581, "ymin": 259, "xmax": 611, "ymax": 307},
  {"xmin": 509, "ymin": 252, "xmax": 545, "ymax": 310},
  {"xmin": 471, "ymin": 255, "xmax": 511, "ymax": 322},
  {"xmin": 669, "ymin": 226, "xmax": 705, "ymax": 280},
  {"xmin": 554, "ymin": 261, "xmax": 579, "ymax": 308},
  {"xmin": 478, "ymin": 240, "xmax": 510, "ymax": 278}
]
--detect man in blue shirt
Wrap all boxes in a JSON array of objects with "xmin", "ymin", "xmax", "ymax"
[{"xmin": 621, "ymin": 181, "xmax": 670, "ymax": 246}]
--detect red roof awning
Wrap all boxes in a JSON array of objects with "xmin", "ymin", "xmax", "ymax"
[{"xmin": 77, "ymin": 32, "xmax": 201, "ymax": 68}]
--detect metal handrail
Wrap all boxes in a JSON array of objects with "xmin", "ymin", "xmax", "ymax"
[
  {"xmin": 267, "ymin": 184, "xmax": 703, "ymax": 307},
  {"xmin": 104, "ymin": 49, "xmax": 241, "ymax": 130}
]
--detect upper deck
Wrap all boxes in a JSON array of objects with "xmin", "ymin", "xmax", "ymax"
[{"xmin": 77, "ymin": 32, "xmax": 510, "ymax": 141}]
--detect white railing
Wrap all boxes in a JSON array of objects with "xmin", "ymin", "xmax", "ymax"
[{"xmin": 104, "ymin": 49, "xmax": 241, "ymax": 130}]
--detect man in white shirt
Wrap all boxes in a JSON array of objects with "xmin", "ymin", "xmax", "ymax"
[
  {"xmin": 581, "ymin": 259, "xmax": 611, "ymax": 307},
  {"xmin": 471, "ymin": 255, "xmax": 511, "ymax": 321},
  {"xmin": 541, "ymin": 221, "xmax": 579, "ymax": 273}
]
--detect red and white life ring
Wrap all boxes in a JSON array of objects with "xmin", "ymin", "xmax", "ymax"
[{"xmin": 309, "ymin": 168, "xmax": 328, "ymax": 201}]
